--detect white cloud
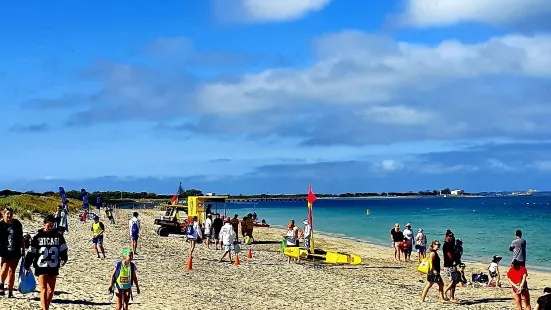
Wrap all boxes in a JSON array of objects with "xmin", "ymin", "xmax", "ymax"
[
  {"xmin": 214, "ymin": 0, "xmax": 331, "ymax": 23},
  {"xmin": 58, "ymin": 31, "xmax": 551, "ymax": 145},
  {"xmin": 401, "ymin": 0, "xmax": 551, "ymax": 28}
]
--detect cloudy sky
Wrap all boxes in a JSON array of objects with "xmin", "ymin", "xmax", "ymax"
[{"xmin": 2, "ymin": 0, "xmax": 551, "ymax": 194}]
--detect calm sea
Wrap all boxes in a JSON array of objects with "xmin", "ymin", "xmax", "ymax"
[{"xmin": 227, "ymin": 196, "xmax": 551, "ymax": 270}]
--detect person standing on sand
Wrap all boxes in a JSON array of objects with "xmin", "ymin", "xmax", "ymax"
[
  {"xmin": 204, "ymin": 214, "xmax": 212, "ymax": 249},
  {"xmin": 91, "ymin": 215, "xmax": 106, "ymax": 259},
  {"xmin": 390, "ymin": 223, "xmax": 404, "ymax": 261},
  {"xmin": 302, "ymin": 219, "xmax": 311, "ymax": 252},
  {"xmin": 218, "ymin": 218, "xmax": 236, "ymax": 263},
  {"xmin": 212, "ymin": 214, "xmax": 223, "ymax": 250},
  {"xmin": 246, "ymin": 214, "xmax": 255, "ymax": 241},
  {"xmin": 0, "ymin": 207, "xmax": 25, "ymax": 298},
  {"xmin": 420, "ymin": 240, "xmax": 448, "ymax": 304},
  {"xmin": 443, "ymin": 231, "xmax": 460, "ymax": 302},
  {"xmin": 240, "ymin": 216, "xmax": 248, "ymax": 238},
  {"xmin": 507, "ymin": 259, "xmax": 532, "ymax": 310},
  {"xmin": 415, "ymin": 228, "xmax": 427, "ymax": 263},
  {"xmin": 230, "ymin": 214, "xmax": 240, "ymax": 242},
  {"xmin": 108, "ymin": 248, "xmax": 140, "ymax": 310},
  {"xmin": 510, "ymin": 230, "xmax": 526, "ymax": 267},
  {"xmin": 128, "ymin": 212, "xmax": 140, "ymax": 255},
  {"xmin": 24, "ymin": 215, "xmax": 68, "ymax": 310},
  {"xmin": 186, "ymin": 216, "xmax": 202, "ymax": 257}
]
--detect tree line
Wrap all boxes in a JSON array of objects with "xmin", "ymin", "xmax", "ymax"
[{"xmin": 0, "ymin": 187, "xmax": 468, "ymax": 202}]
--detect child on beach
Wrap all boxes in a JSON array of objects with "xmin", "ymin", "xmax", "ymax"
[
  {"xmin": 415, "ymin": 228, "xmax": 427, "ymax": 263},
  {"xmin": 91, "ymin": 215, "xmax": 106, "ymax": 258},
  {"xmin": 507, "ymin": 259, "xmax": 531, "ymax": 310},
  {"xmin": 24, "ymin": 215, "xmax": 68, "ymax": 310},
  {"xmin": 0, "ymin": 207, "xmax": 25, "ymax": 298},
  {"xmin": 109, "ymin": 248, "xmax": 140, "ymax": 310},
  {"xmin": 186, "ymin": 216, "xmax": 202, "ymax": 257},
  {"xmin": 488, "ymin": 255, "xmax": 502, "ymax": 287},
  {"xmin": 398, "ymin": 238, "xmax": 412, "ymax": 262}
]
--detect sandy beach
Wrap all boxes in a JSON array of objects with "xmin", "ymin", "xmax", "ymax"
[{"xmin": 3, "ymin": 209, "xmax": 548, "ymax": 310}]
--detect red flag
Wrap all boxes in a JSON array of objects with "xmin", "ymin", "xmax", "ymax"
[
  {"xmin": 307, "ymin": 185, "xmax": 317, "ymax": 205},
  {"xmin": 171, "ymin": 195, "xmax": 178, "ymax": 205}
]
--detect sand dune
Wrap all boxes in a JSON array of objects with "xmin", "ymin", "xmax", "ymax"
[{"xmin": 3, "ymin": 209, "xmax": 548, "ymax": 309}]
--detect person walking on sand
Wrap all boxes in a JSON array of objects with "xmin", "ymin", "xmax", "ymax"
[
  {"xmin": 398, "ymin": 237, "xmax": 412, "ymax": 262},
  {"xmin": 186, "ymin": 216, "xmax": 202, "ymax": 257},
  {"xmin": 415, "ymin": 228, "xmax": 427, "ymax": 263},
  {"xmin": 443, "ymin": 231, "xmax": 460, "ymax": 302},
  {"xmin": 91, "ymin": 215, "xmax": 106, "ymax": 259},
  {"xmin": 390, "ymin": 223, "xmax": 404, "ymax": 261},
  {"xmin": 109, "ymin": 248, "xmax": 140, "ymax": 310},
  {"xmin": 420, "ymin": 240, "xmax": 448, "ymax": 304},
  {"xmin": 246, "ymin": 214, "xmax": 255, "ymax": 241},
  {"xmin": 536, "ymin": 287, "xmax": 551, "ymax": 310},
  {"xmin": 510, "ymin": 229, "xmax": 526, "ymax": 267},
  {"xmin": 0, "ymin": 207, "xmax": 25, "ymax": 298},
  {"xmin": 488, "ymin": 255, "xmax": 502, "ymax": 287},
  {"xmin": 53, "ymin": 205, "xmax": 68, "ymax": 235},
  {"xmin": 212, "ymin": 214, "xmax": 223, "ymax": 250},
  {"xmin": 24, "ymin": 215, "xmax": 68, "ymax": 310},
  {"xmin": 507, "ymin": 259, "xmax": 532, "ymax": 310},
  {"xmin": 204, "ymin": 214, "xmax": 212, "ymax": 249},
  {"xmin": 218, "ymin": 218, "xmax": 236, "ymax": 263},
  {"xmin": 240, "ymin": 215, "xmax": 248, "ymax": 238},
  {"xmin": 128, "ymin": 212, "xmax": 140, "ymax": 255}
]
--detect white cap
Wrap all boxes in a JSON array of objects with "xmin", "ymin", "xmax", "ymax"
[{"xmin": 405, "ymin": 223, "xmax": 411, "ymax": 227}]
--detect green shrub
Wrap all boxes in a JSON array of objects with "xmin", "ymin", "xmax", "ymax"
[{"xmin": 0, "ymin": 195, "xmax": 80, "ymax": 216}]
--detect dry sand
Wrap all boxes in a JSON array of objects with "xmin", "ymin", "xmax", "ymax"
[{"xmin": 3, "ymin": 209, "xmax": 549, "ymax": 310}]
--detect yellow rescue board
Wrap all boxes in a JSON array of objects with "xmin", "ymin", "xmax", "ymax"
[
  {"xmin": 283, "ymin": 247, "xmax": 309, "ymax": 259},
  {"xmin": 324, "ymin": 250, "xmax": 362, "ymax": 265}
]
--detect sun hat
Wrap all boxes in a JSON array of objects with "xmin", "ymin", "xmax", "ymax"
[
  {"xmin": 121, "ymin": 248, "xmax": 132, "ymax": 257},
  {"xmin": 405, "ymin": 223, "xmax": 411, "ymax": 227},
  {"xmin": 418, "ymin": 228, "xmax": 423, "ymax": 232},
  {"xmin": 302, "ymin": 219, "xmax": 309, "ymax": 225}
]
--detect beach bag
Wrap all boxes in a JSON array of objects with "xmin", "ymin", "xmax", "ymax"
[
  {"xmin": 18, "ymin": 258, "xmax": 36, "ymax": 294},
  {"xmin": 280, "ymin": 238, "xmax": 287, "ymax": 253},
  {"xmin": 417, "ymin": 256, "xmax": 432, "ymax": 274}
]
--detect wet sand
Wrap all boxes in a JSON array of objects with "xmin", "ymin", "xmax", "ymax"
[{"xmin": 3, "ymin": 209, "xmax": 548, "ymax": 309}]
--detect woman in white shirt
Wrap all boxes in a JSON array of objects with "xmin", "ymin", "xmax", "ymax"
[{"xmin": 415, "ymin": 228, "xmax": 427, "ymax": 263}]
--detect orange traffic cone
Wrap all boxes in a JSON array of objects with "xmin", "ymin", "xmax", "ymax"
[
  {"xmin": 234, "ymin": 254, "xmax": 240, "ymax": 266},
  {"xmin": 186, "ymin": 255, "xmax": 193, "ymax": 270},
  {"xmin": 247, "ymin": 248, "xmax": 253, "ymax": 260}
]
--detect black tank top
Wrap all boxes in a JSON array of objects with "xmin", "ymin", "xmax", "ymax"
[{"xmin": 432, "ymin": 250, "xmax": 441, "ymax": 274}]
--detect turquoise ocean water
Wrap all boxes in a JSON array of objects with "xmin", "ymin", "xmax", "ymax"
[{"xmin": 227, "ymin": 196, "xmax": 551, "ymax": 270}]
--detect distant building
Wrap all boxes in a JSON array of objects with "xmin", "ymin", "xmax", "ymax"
[
  {"xmin": 450, "ymin": 189, "xmax": 464, "ymax": 196},
  {"xmin": 205, "ymin": 192, "xmax": 215, "ymax": 196}
]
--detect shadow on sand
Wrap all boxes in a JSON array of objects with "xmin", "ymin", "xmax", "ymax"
[
  {"xmin": 461, "ymin": 297, "xmax": 512, "ymax": 305},
  {"xmin": 32, "ymin": 298, "xmax": 115, "ymax": 306}
]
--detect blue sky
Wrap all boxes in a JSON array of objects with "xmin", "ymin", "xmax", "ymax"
[{"xmin": 2, "ymin": 0, "xmax": 551, "ymax": 194}]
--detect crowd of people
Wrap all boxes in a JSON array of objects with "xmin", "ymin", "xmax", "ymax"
[
  {"xmin": 0, "ymin": 204, "xmax": 549, "ymax": 309},
  {"xmin": 389, "ymin": 223, "xmax": 550, "ymax": 309}
]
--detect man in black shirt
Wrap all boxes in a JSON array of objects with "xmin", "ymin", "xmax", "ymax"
[
  {"xmin": 25, "ymin": 215, "xmax": 68, "ymax": 310},
  {"xmin": 443, "ymin": 231, "xmax": 460, "ymax": 302},
  {"xmin": 0, "ymin": 208, "xmax": 25, "ymax": 298},
  {"xmin": 212, "ymin": 214, "xmax": 224, "ymax": 250},
  {"xmin": 390, "ymin": 223, "xmax": 404, "ymax": 261}
]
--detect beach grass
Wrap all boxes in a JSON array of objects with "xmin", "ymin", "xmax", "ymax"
[{"xmin": 0, "ymin": 194, "xmax": 81, "ymax": 218}]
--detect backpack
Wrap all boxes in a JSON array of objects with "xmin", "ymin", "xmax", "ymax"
[
  {"xmin": 131, "ymin": 220, "xmax": 139, "ymax": 235},
  {"xmin": 186, "ymin": 223, "xmax": 195, "ymax": 237}
]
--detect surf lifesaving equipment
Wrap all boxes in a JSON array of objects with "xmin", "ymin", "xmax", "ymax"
[
  {"xmin": 417, "ymin": 256, "xmax": 433, "ymax": 274},
  {"xmin": 284, "ymin": 247, "xmax": 362, "ymax": 265}
]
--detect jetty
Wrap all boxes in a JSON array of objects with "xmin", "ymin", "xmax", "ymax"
[{"xmin": 227, "ymin": 197, "xmax": 306, "ymax": 202}]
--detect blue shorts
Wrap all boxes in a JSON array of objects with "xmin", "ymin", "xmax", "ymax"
[
  {"xmin": 131, "ymin": 234, "xmax": 139, "ymax": 241},
  {"xmin": 92, "ymin": 237, "xmax": 104, "ymax": 244},
  {"xmin": 417, "ymin": 246, "xmax": 426, "ymax": 253}
]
